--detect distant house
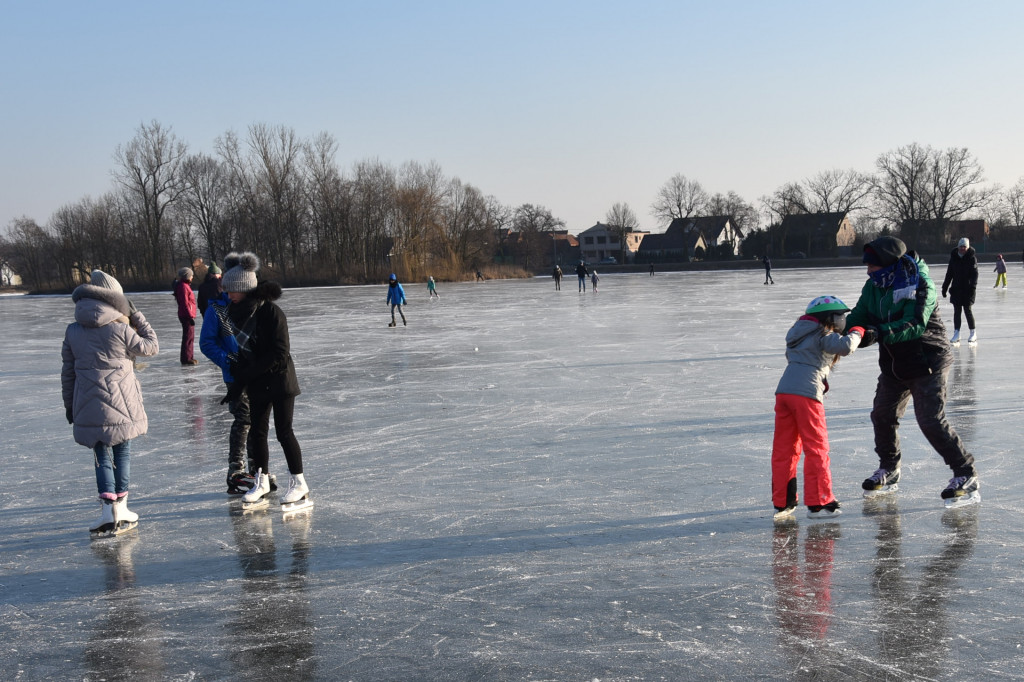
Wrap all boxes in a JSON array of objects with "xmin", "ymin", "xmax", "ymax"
[
  {"xmin": 577, "ymin": 223, "xmax": 648, "ymax": 263},
  {"xmin": 549, "ymin": 230, "xmax": 580, "ymax": 266},
  {"xmin": 0, "ymin": 262, "xmax": 21, "ymax": 287},
  {"xmin": 665, "ymin": 215, "xmax": 743, "ymax": 257},
  {"xmin": 778, "ymin": 212, "xmax": 855, "ymax": 257},
  {"xmin": 636, "ymin": 221, "xmax": 708, "ymax": 263},
  {"xmin": 941, "ymin": 219, "xmax": 988, "ymax": 246}
]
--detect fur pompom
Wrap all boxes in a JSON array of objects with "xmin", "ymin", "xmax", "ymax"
[
  {"xmin": 222, "ymin": 252, "xmax": 241, "ymax": 271},
  {"xmin": 237, "ymin": 252, "xmax": 260, "ymax": 272}
]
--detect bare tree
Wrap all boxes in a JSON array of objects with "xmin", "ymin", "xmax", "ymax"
[
  {"xmin": 512, "ymin": 204, "xmax": 564, "ymax": 270},
  {"xmin": 605, "ymin": 202, "xmax": 639, "ymax": 261},
  {"xmin": 706, "ymin": 191, "xmax": 759, "ymax": 235},
  {"xmin": 181, "ymin": 152, "xmax": 232, "ymax": 263},
  {"xmin": 803, "ymin": 169, "xmax": 874, "ymax": 214},
  {"xmin": 1003, "ymin": 178, "xmax": 1024, "ymax": 227},
  {"xmin": 112, "ymin": 120, "xmax": 189, "ymax": 281},
  {"xmin": 650, "ymin": 173, "xmax": 708, "ymax": 226},
  {"xmin": 3, "ymin": 217, "xmax": 55, "ymax": 291}
]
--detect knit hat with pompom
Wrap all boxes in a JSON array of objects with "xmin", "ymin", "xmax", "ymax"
[{"xmin": 221, "ymin": 252, "xmax": 260, "ymax": 293}]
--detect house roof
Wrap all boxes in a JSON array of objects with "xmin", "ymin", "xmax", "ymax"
[
  {"xmin": 666, "ymin": 215, "xmax": 739, "ymax": 240},
  {"xmin": 638, "ymin": 223, "xmax": 704, "ymax": 252},
  {"xmin": 779, "ymin": 212, "xmax": 848, "ymax": 233}
]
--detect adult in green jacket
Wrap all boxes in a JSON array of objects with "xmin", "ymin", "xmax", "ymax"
[{"xmin": 847, "ymin": 236, "xmax": 979, "ymax": 506}]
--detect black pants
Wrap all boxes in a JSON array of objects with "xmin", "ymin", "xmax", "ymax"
[
  {"xmin": 951, "ymin": 303, "xmax": 975, "ymax": 331},
  {"xmin": 225, "ymin": 382, "xmax": 251, "ymax": 475},
  {"xmin": 247, "ymin": 393, "xmax": 303, "ymax": 475},
  {"xmin": 870, "ymin": 369, "xmax": 976, "ymax": 478}
]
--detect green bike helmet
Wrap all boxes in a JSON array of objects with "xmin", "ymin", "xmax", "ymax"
[{"xmin": 805, "ymin": 295, "xmax": 850, "ymax": 316}]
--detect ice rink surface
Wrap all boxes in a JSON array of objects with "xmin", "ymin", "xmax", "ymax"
[{"xmin": 2, "ymin": 263, "xmax": 1024, "ymax": 680}]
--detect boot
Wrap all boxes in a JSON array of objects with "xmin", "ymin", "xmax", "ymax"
[
  {"xmin": 115, "ymin": 493, "xmax": 139, "ymax": 526},
  {"xmin": 89, "ymin": 498, "xmax": 117, "ymax": 536},
  {"xmin": 950, "ymin": 329, "xmax": 960, "ymax": 344}
]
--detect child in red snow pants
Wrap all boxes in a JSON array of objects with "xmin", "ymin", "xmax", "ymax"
[{"xmin": 772, "ymin": 392, "xmax": 834, "ymax": 509}]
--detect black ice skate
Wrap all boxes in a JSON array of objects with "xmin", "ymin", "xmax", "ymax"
[
  {"xmin": 862, "ymin": 467, "xmax": 900, "ymax": 497},
  {"xmin": 941, "ymin": 475, "xmax": 981, "ymax": 509},
  {"xmin": 806, "ymin": 500, "xmax": 842, "ymax": 520}
]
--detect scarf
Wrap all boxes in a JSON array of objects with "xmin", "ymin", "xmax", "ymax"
[{"xmin": 870, "ymin": 254, "xmax": 919, "ymax": 303}]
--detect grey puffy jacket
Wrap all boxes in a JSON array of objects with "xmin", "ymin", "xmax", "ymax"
[
  {"xmin": 775, "ymin": 317, "xmax": 859, "ymax": 403},
  {"xmin": 61, "ymin": 285, "xmax": 159, "ymax": 447}
]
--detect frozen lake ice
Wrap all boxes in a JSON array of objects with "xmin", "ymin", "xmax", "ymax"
[{"xmin": 2, "ymin": 264, "xmax": 1024, "ymax": 680}]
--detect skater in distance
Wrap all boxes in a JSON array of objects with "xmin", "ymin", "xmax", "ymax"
[
  {"xmin": 941, "ymin": 237, "xmax": 978, "ymax": 345},
  {"xmin": 771, "ymin": 295, "xmax": 865, "ymax": 520},
  {"xmin": 222, "ymin": 252, "xmax": 313, "ymax": 513},
  {"xmin": 847, "ymin": 236, "xmax": 980, "ymax": 508},
  {"xmin": 62, "ymin": 270, "xmax": 159, "ymax": 537},
  {"xmin": 172, "ymin": 267, "xmax": 199, "ymax": 365},
  {"xmin": 387, "ymin": 273, "xmax": 407, "ymax": 326}
]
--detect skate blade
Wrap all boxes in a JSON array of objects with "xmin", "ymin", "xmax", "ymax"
[
  {"xmin": 111, "ymin": 520, "xmax": 138, "ymax": 536},
  {"xmin": 241, "ymin": 498, "xmax": 271, "ymax": 511},
  {"xmin": 89, "ymin": 523, "xmax": 116, "ymax": 539},
  {"xmin": 944, "ymin": 490, "xmax": 981, "ymax": 509},
  {"xmin": 281, "ymin": 497, "xmax": 313, "ymax": 514},
  {"xmin": 863, "ymin": 483, "xmax": 898, "ymax": 499},
  {"xmin": 807, "ymin": 509, "xmax": 842, "ymax": 520},
  {"xmin": 772, "ymin": 507, "xmax": 797, "ymax": 521}
]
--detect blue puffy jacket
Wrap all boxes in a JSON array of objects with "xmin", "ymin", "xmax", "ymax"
[
  {"xmin": 199, "ymin": 292, "xmax": 239, "ymax": 383},
  {"xmin": 387, "ymin": 282, "xmax": 406, "ymax": 305}
]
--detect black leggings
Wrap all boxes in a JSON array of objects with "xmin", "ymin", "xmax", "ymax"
[
  {"xmin": 247, "ymin": 393, "xmax": 303, "ymax": 475},
  {"xmin": 952, "ymin": 303, "xmax": 975, "ymax": 330}
]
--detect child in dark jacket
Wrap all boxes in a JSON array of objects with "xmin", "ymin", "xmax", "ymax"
[{"xmin": 772, "ymin": 296, "xmax": 864, "ymax": 520}]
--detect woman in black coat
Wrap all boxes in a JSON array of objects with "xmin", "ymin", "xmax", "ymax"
[
  {"xmin": 221, "ymin": 252, "xmax": 312, "ymax": 511},
  {"xmin": 941, "ymin": 237, "xmax": 978, "ymax": 344}
]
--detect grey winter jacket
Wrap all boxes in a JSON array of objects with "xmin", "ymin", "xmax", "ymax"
[
  {"xmin": 775, "ymin": 317, "xmax": 860, "ymax": 403},
  {"xmin": 61, "ymin": 284, "xmax": 159, "ymax": 447}
]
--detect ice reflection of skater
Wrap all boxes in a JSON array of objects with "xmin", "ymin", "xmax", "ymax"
[
  {"xmin": 227, "ymin": 509, "xmax": 315, "ymax": 678},
  {"xmin": 948, "ymin": 350, "xmax": 977, "ymax": 445},
  {"xmin": 864, "ymin": 499, "xmax": 978, "ymax": 679},
  {"xmin": 85, "ymin": 535, "xmax": 166, "ymax": 678},
  {"xmin": 772, "ymin": 523, "xmax": 839, "ymax": 665}
]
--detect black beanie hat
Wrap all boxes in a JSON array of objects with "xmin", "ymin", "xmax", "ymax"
[{"xmin": 863, "ymin": 236, "xmax": 907, "ymax": 267}]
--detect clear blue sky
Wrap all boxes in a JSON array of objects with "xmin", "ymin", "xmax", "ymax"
[{"xmin": 3, "ymin": 0, "xmax": 1023, "ymax": 234}]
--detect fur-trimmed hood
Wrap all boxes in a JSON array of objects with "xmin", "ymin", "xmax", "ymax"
[
  {"xmin": 72, "ymin": 283, "xmax": 131, "ymax": 316},
  {"xmin": 244, "ymin": 280, "xmax": 283, "ymax": 303}
]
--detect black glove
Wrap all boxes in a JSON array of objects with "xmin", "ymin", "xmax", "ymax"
[
  {"xmin": 189, "ymin": 317, "xmax": 195, "ymax": 326},
  {"xmin": 858, "ymin": 326, "xmax": 879, "ymax": 348},
  {"xmin": 221, "ymin": 382, "xmax": 244, "ymax": 405},
  {"xmin": 66, "ymin": 406, "xmax": 74, "ymax": 424},
  {"xmin": 941, "ymin": 289, "xmax": 947, "ymax": 298}
]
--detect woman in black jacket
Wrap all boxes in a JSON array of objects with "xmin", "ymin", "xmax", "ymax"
[
  {"xmin": 222, "ymin": 252, "xmax": 312, "ymax": 512},
  {"xmin": 941, "ymin": 237, "xmax": 978, "ymax": 344}
]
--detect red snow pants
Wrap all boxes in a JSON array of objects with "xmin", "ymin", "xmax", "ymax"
[{"xmin": 771, "ymin": 393, "xmax": 835, "ymax": 509}]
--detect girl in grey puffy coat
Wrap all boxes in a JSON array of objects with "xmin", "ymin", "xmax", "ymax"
[
  {"xmin": 771, "ymin": 296, "xmax": 864, "ymax": 520},
  {"xmin": 61, "ymin": 271, "xmax": 159, "ymax": 536}
]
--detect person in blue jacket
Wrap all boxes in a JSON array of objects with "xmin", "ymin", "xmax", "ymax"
[
  {"xmin": 200, "ymin": 253, "xmax": 265, "ymax": 494},
  {"xmin": 387, "ymin": 273, "xmax": 407, "ymax": 327}
]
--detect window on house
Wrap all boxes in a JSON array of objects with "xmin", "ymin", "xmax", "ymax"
[
  {"xmin": 597, "ymin": 236, "xmax": 606, "ymax": 244},
  {"xmin": 585, "ymin": 237, "xmax": 594, "ymax": 244},
  {"xmin": 610, "ymin": 236, "xmax": 620, "ymax": 244}
]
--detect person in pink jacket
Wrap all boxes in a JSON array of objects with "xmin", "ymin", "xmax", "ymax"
[
  {"xmin": 173, "ymin": 267, "xmax": 198, "ymax": 364},
  {"xmin": 62, "ymin": 270, "xmax": 159, "ymax": 537}
]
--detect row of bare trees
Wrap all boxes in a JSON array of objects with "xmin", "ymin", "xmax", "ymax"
[
  {"xmin": 2, "ymin": 121, "xmax": 541, "ymax": 292},
  {"xmin": 645, "ymin": 142, "xmax": 1022, "ymax": 256}
]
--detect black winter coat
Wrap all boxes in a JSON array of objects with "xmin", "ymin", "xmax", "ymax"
[
  {"xmin": 227, "ymin": 281, "xmax": 300, "ymax": 401},
  {"xmin": 941, "ymin": 247, "xmax": 978, "ymax": 306}
]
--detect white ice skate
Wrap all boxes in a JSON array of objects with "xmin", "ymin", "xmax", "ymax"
[
  {"xmin": 772, "ymin": 505, "xmax": 797, "ymax": 521},
  {"xmin": 280, "ymin": 473, "xmax": 313, "ymax": 514},
  {"xmin": 241, "ymin": 468, "xmax": 271, "ymax": 510},
  {"xmin": 950, "ymin": 329, "xmax": 960, "ymax": 346},
  {"xmin": 967, "ymin": 329, "xmax": 977, "ymax": 346},
  {"xmin": 113, "ymin": 494, "xmax": 139, "ymax": 535},
  {"xmin": 89, "ymin": 498, "xmax": 117, "ymax": 538}
]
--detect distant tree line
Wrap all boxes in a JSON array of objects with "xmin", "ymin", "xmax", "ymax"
[
  {"xmin": 1, "ymin": 121, "xmax": 550, "ymax": 292},
  {"xmin": 4, "ymin": 123, "xmax": 1023, "ymax": 291}
]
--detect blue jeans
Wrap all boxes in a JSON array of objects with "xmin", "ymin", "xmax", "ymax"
[{"xmin": 94, "ymin": 440, "xmax": 131, "ymax": 498}]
